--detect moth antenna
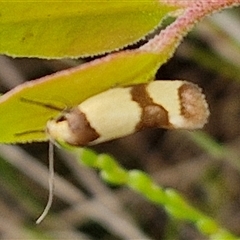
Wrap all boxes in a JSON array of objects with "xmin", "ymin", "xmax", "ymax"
[
  {"xmin": 15, "ymin": 129, "xmax": 45, "ymax": 137},
  {"xmin": 36, "ymin": 141, "xmax": 55, "ymax": 224},
  {"xmin": 20, "ymin": 97, "xmax": 63, "ymax": 111}
]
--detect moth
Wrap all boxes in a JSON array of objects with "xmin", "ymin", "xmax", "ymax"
[
  {"xmin": 33, "ymin": 80, "xmax": 209, "ymax": 223},
  {"xmin": 46, "ymin": 80, "xmax": 209, "ymax": 146}
]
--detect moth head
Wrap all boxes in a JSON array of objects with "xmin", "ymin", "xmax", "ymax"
[{"xmin": 46, "ymin": 107, "xmax": 99, "ymax": 146}]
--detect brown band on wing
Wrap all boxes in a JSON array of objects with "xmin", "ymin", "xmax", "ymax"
[
  {"xmin": 131, "ymin": 84, "xmax": 170, "ymax": 131},
  {"xmin": 178, "ymin": 83, "xmax": 209, "ymax": 127},
  {"xmin": 64, "ymin": 107, "xmax": 100, "ymax": 146}
]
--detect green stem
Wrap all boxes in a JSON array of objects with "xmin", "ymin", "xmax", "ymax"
[{"xmin": 66, "ymin": 146, "xmax": 239, "ymax": 239}]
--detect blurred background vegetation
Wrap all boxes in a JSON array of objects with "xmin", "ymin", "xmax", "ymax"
[{"xmin": 0, "ymin": 7, "xmax": 240, "ymax": 240}]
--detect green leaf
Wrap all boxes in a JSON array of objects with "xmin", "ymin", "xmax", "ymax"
[
  {"xmin": 0, "ymin": 1, "xmax": 177, "ymax": 58},
  {"xmin": 0, "ymin": 50, "xmax": 162, "ymax": 143}
]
